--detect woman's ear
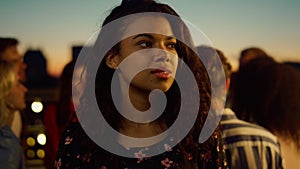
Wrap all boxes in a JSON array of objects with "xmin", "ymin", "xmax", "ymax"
[
  {"xmin": 105, "ymin": 50, "xmax": 120, "ymax": 69},
  {"xmin": 225, "ymin": 78, "xmax": 231, "ymax": 93}
]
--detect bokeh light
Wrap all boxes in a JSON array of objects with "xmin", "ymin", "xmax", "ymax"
[
  {"xmin": 37, "ymin": 133, "xmax": 46, "ymax": 145},
  {"xmin": 31, "ymin": 101, "xmax": 43, "ymax": 113},
  {"xmin": 26, "ymin": 137, "xmax": 36, "ymax": 147},
  {"xmin": 37, "ymin": 149, "xmax": 45, "ymax": 159}
]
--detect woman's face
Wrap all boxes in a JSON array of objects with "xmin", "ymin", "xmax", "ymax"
[
  {"xmin": 107, "ymin": 16, "xmax": 178, "ymax": 92},
  {"xmin": 6, "ymin": 76, "xmax": 28, "ymax": 110}
]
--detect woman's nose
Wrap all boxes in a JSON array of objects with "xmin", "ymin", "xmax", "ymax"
[{"xmin": 152, "ymin": 48, "xmax": 170, "ymax": 62}]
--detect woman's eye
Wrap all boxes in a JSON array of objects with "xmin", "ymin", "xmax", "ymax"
[
  {"xmin": 167, "ymin": 43, "xmax": 176, "ymax": 49},
  {"xmin": 138, "ymin": 41, "xmax": 152, "ymax": 48}
]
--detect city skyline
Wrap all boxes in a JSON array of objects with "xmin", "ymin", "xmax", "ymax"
[{"xmin": 1, "ymin": 0, "xmax": 299, "ymax": 77}]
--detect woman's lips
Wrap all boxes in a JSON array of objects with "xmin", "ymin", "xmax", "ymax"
[{"xmin": 151, "ymin": 69, "xmax": 171, "ymax": 79}]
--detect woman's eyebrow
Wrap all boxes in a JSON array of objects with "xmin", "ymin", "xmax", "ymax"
[
  {"xmin": 166, "ymin": 35, "xmax": 176, "ymax": 40},
  {"xmin": 133, "ymin": 34, "xmax": 153, "ymax": 39},
  {"xmin": 133, "ymin": 34, "xmax": 176, "ymax": 40}
]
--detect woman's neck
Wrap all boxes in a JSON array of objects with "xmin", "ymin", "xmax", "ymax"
[
  {"xmin": 119, "ymin": 118, "xmax": 166, "ymax": 138},
  {"xmin": 128, "ymin": 85, "xmax": 151, "ymax": 111},
  {"xmin": 117, "ymin": 74, "xmax": 167, "ymax": 137}
]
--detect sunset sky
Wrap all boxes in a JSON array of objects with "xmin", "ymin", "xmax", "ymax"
[{"xmin": 1, "ymin": 0, "xmax": 299, "ymax": 77}]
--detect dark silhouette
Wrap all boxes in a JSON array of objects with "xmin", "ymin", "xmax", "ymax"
[
  {"xmin": 231, "ymin": 56, "xmax": 300, "ymax": 168},
  {"xmin": 23, "ymin": 49, "xmax": 57, "ymax": 89}
]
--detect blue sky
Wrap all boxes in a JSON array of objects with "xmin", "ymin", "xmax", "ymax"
[{"xmin": 1, "ymin": 0, "xmax": 299, "ymax": 76}]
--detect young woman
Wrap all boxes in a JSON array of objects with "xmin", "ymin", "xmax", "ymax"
[
  {"xmin": 55, "ymin": 0, "xmax": 228, "ymax": 168},
  {"xmin": 0, "ymin": 61, "xmax": 27, "ymax": 169}
]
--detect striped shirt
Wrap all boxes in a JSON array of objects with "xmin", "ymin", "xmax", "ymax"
[{"xmin": 221, "ymin": 108, "xmax": 284, "ymax": 169}]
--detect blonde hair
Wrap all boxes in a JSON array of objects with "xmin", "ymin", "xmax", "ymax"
[{"xmin": 0, "ymin": 61, "xmax": 16, "ymax": 128}]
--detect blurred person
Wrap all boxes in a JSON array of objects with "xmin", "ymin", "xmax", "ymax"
[
  {"xmin": 198, "ymin": 45, "xmax": 284, "ymax": 169},
  {"xmin": 0, "ymin": 61, "xmax": 27, "ymax": 169},
  {"xmin": 0, "ymin": 38, "xmax": 26, "ymax": 82},
  {"xmin": 43, "ymin": 60, "xmax": 76, "ymax": 169},
  {"xmin": 231, "ymin": 56, "xmax": 300, "ymax": 169},
  {"xmin": 56, "ymin": 60, "xmax": 76, "ymax": 135},
  {"xmin": 0, "ymin": 37, "xmax": 27, "ymax": 138},
  {"xmin": 238, "ymin": 47, "xmax": 269, "ymax": 68},
  {"xmin": 226, "ymin": 47, "xmax": 270, "ymax": 108},
  {"xmin": 231, "ymin": 56, "xmax": 275, "ymax": 121},
  {"xmin": 43, "ymin": 46, "xmax": 83, "ymax": 169},
  {"xmin": 54, "ymin": 0, "xmax": 229, "ymax": 168}
]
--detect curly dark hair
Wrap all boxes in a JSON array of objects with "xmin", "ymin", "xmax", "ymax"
[{"xmin": 232, "ymin": 56, "xmax": 300, "ymax": 149}]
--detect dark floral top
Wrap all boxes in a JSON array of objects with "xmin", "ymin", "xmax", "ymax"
[{"xmin": 54, "ymin": 117, "xmax": 228, "ymax": 169}]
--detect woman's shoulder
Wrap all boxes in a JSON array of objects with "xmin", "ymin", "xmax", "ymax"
[
  {"xmin": 0, "ymin": 125, "xmax": 24, "ymax": 168},
  {"xmin": 0, "ymin": 125, "xmax": 19, "ymax": 144}
]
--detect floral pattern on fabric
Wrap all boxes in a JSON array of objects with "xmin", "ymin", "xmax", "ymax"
[{"xmin": 54, "ymin": 119, "xmax": 228, "ymax": 169}]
